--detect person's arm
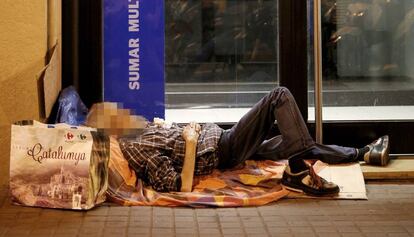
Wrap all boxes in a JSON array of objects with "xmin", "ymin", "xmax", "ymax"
[
  {"xmin": 181, "ymin": 122, "xmax": 201, "ymax": 192},
  {"xmin": 146, "ymin": 152, "xmax": 182, "ymax": 192},
  {"xmin": 120, "ymin": 141, "xmax": 181, "ymax": 192}
]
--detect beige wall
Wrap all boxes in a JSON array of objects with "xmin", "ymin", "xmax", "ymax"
[
  {"xmin": 0, "ymin": 1, "xmax": 50, "ymax": 185},
  {"xmin": 0, "ymin": 1, "xmax": 48, "ymax": 81}
]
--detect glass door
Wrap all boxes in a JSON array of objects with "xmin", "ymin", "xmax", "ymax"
[{"xmin": 308, "ymin": 0, "xmax": 414, "ymax": 154}]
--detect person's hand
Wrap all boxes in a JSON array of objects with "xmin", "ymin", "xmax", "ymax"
[{"xmin": 182, "ymin": 122, "xmax": 201, "ymax": 143}]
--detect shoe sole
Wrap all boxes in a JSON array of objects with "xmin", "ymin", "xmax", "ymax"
[
  {"xmin": 282, "ymin": 184, "xmax": 304, "ymax": 193},
  {"xmin": 281, "ymin": 179, "xmax": 339, "ymax": 196},
  {"xmin": 381, "ymin": 136, "xmax": 390, "ymax": 166}
]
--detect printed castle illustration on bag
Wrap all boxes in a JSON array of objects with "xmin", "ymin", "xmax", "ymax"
[
  {"xmin": 46, "ymin": 166, "xmax": 87, "ymax": 208},
  {"xmin": 10, "ymin": 163, "xmax": 89, "ymax": 209}
]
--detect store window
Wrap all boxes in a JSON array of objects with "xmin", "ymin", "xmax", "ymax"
[
  {"xmin": 309, "ymin": 0, "xmax": 414, "ymax": 121},
  {"xmin": 165, "ymin": 0, "xmax": 279, "ymax": 121}
]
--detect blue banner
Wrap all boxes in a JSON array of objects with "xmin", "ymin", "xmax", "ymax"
[{"xmin": 104, "ymin": 0, "xmax": 165, "ymax": 120}]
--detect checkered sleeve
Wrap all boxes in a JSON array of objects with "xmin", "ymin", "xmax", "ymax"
[
  {"xmin": 146, "ymin": 151, "xmax": 181, "ymax": 192},
  {"xmin": 118, "ymin": 140, "xmax": 181, "ymax": 192}
]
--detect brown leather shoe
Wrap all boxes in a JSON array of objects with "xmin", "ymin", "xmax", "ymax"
[{"xmin": 364, "ymin": 135, "xmax": 390, "ymax": 166}]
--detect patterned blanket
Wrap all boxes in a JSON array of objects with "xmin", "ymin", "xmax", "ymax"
[{"xmin": 106, "ymin": 137, "xmax": 289, "ymax": 207}]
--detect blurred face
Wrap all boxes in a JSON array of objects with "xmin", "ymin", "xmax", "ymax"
[{"xmin": 86, "ymin": 102, "xmax": 148, "ymax": 136}]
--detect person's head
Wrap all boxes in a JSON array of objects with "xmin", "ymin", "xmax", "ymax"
[{"xmin": 85, "ymin": 102, "xmax": 148, "ymax": 136}]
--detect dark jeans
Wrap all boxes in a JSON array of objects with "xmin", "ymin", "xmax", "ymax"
[{"xmin": 217, "ymin": 87, "xmax": 357, "ymax": 169}]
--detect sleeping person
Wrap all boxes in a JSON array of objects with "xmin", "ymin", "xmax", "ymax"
[{"xmin": 86, "ymin": 87, "xmax": 389, "ymax": 196}]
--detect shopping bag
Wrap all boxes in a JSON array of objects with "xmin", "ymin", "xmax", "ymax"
[{"xmin": 9, "ymin": 120, "xmax": 109, "ymax": 210}]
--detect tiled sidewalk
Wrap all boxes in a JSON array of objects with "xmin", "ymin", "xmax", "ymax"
[{"xmin": 1, "ymin": 183, "xmax": 414, "ymax": 237}]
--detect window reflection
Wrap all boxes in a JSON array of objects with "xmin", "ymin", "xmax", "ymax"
[
  {"xmin": 318, "ymin": 0, "xmax": 414, "ymax": 107},
  {"xmin": 165, "ymin": 0, "xmax": 279, "ymax": 109}
]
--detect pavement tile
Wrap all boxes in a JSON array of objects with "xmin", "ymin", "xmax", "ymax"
[
  {"xmin": 336, "ymin": 226, "xmax": 360, "ymax": 233},
  {"xmin": 175, "ymin": 220, "xmax": 196, "ymax": 228},
  {"xmin": 175, "ymin": 216, "xmax": 195, "ymax": 222},
  {"xmin": 197, "ymin": 216, "xmax": 217, "ymax": 222},
  {"xmin": 128, "ymin": 220, "xmax": 151, "ymax": 227},
  {"xmin": 199, "ymin": 233, "xmax": 222, "ymax": 237},
  {"xmin": 175, "ymin": 227, "xmax": 197, "ymax": 233},
  {"xmin": 246, "ymin": 234, "xmax": 268, "ymax": 237},
  {"xmin": 317, "ymin": 233, "xmax": 342, "ymax": 237},
  {"xmin": 82, "ymin": 221, "xmax": 106, "ymax": 228},
  {"xmin": 221, "ymin": 228, "xmax": 244, "ymax": 234},
  {"xmin": 152, "ymin": 227, "xmax": 174, "ymax": 235},
  {"xmin": 340, "ymin": 233, "xmax": 364, "ymax": 237},
  {"xmin": 289, "ymin": 226, "xmax": 314, "ymax": 234},
  {"xmin": 242, "ymin": 220, "xmax": 264, "ymax": 227},
  {"xmin": 262, "ymin": 215, "xmax": 284, "ymax": 222},
  {"xmin": 287, "ymin": 220, "xmax": 310, "ymax": 227},
  {"xmin": 269, "ymin": 233, "xmax": 292, "ymax": 237},
  {"xmin": 127, "ymin": 227, "xmax": 151, "ymax": 234},
  {"xmin": 0, "ymin": 183, "xmax": 414, "ymax": 237},
  {"xmin": 78, "ymin": 233, "xmax": 103, "ymax": 237},
  {"xmin": 258, "ymin": 209, "xmax": 278, "ymax": 216},
  {"xmin": 220, "ymin": 221, "xmax": 242, "ymax": 228},
  {"xmin": 106, "ymin": 221, "xmax": 129, "ymax": 228},
  {"xmin": 174, "ymin": 208, "xmax": 194, "ymax": 216},
  {"xmin": 219, "ymin": 216, "xmax": 241, "ymax": 222},
  {"xmin": 176, "ymin": 234, "xmax": 198, "ymax": 237},
  {"xmin": 54, "ymin": 228, "xmax": 79, "ymax": 235},
  {"xmin": 244, "ymin": 227, "xmax": 267, "ymax": 234},
  {"xmin": 360, "ymin": 226, "xmax": 384, "ymax": 233},
  {"xmin": 283, "ymin": 215, "xmax": 309, "ymax": 221},
  {"xmin": 237, "ymin": 208, "xmax": 259, "ymax": 217},
  {"xmin": 356, "ymin": 221, "xmax": 377, "ymax": 226},
  {"xmin": 265, "ymin": 220, "xmax": 288, "ymax": 227},
  {"xmin": 363, "ymin": 233, "xmax": 388, "ymax": 237},
  {"xmin": 310, "ymin": 221, "xmax": 332, "ymax": 226},
  {"xmin": 83, "ymin": 216, "xmax": 107, "ymax": 222},
  {"xmin": 5, "ymin": 227, "xmax": 32, "ymax": 236},
  {"xmin": 293, "ymin": 233, "xmax": 316, "ymax": 237},
  {"xmin": 103, "ymin": 227, "xmax": 127, "ymax": 235},
  {"xmin": 198, "ymin": 227, "xmax": 221, "ymax": 234},
  {"xmin": 153, "ymin": 207, "xmax": 173, "ymax": 216},
  {"xmin": 196, "ymin": 209, "xmax": 217, "ymax": 217},
  {"xmin": 78, "ymin": 229, "xmax": 104, "ymax": 237},
  {"xmin": 30, "ymin": 228, "xmax": 56, "ymax": 236},
  {"xmin": 387, "ymin": 233, "xmax": 411, "ymax": 237},
  {"xmin": 199, "ymin": 221, "xmax": 219, "ymax": 227},
  {"xmin": 130, "ymin": 208, "xmax": 152, "ymax": 217},
  {"xmin": 308, "ymin": 216, "xmax": 331, "ymax": 221},
  {"xmin": 217, "ymin": 208, "xmax": 238, "ymax": 217},
  {"xmin": 108, "ymin": 206, "xmax": 130, "ymax": 215},
  {"xmin": 86, "ymin": 207, "xmax": 109, "ymax": 216},
  {"xmin": 223, "ymin": 234, "xmax": 246, "ymax": 237},
  {"xmin": 314, "ymin": 226, "xmax": 338, "ymax": 233},
  {"xmin": 380, "ymin": 226, "xmax": 408, "ymax": 233},
  {"xmin": 400, "ymin": 221, "xmax": 414, "ymax": 226}
]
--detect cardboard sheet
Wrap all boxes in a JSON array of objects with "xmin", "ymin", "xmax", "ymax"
[
  {"xmin": 43, "ymin": 44, "xmax": 62, "ymax": 118},
  {"xmin": 287, "ymin": 161, "xmax": 367, "ymax": 200}
]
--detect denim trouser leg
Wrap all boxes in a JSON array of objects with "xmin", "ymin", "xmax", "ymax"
[
  {"xmin": 217, "ymin": 87, "xmax": 358, "ymax": 169},
  {"xmin": 218, "ymin": 87, "xmax": 315, "ymax": 168},
  {"xmin": 303, "ymin": 144, "xmax": 357, "ymax": 164},
  {"xmin": 255, "ymin": 141, "xmax": 358, "ymax": 164}
]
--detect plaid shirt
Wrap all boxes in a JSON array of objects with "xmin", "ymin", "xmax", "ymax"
[{"xmin": 118, "ymin": 123, "xmax": 223, "ymax": 192}]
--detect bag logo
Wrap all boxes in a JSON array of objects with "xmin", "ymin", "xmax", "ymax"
[
  {"xmin": 65, "ymin": 132, "xmax": 74, "ymax": 140},
  {"xmin": 27, "ymin": 143, "xmax": 86, "ymax": 165}
]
